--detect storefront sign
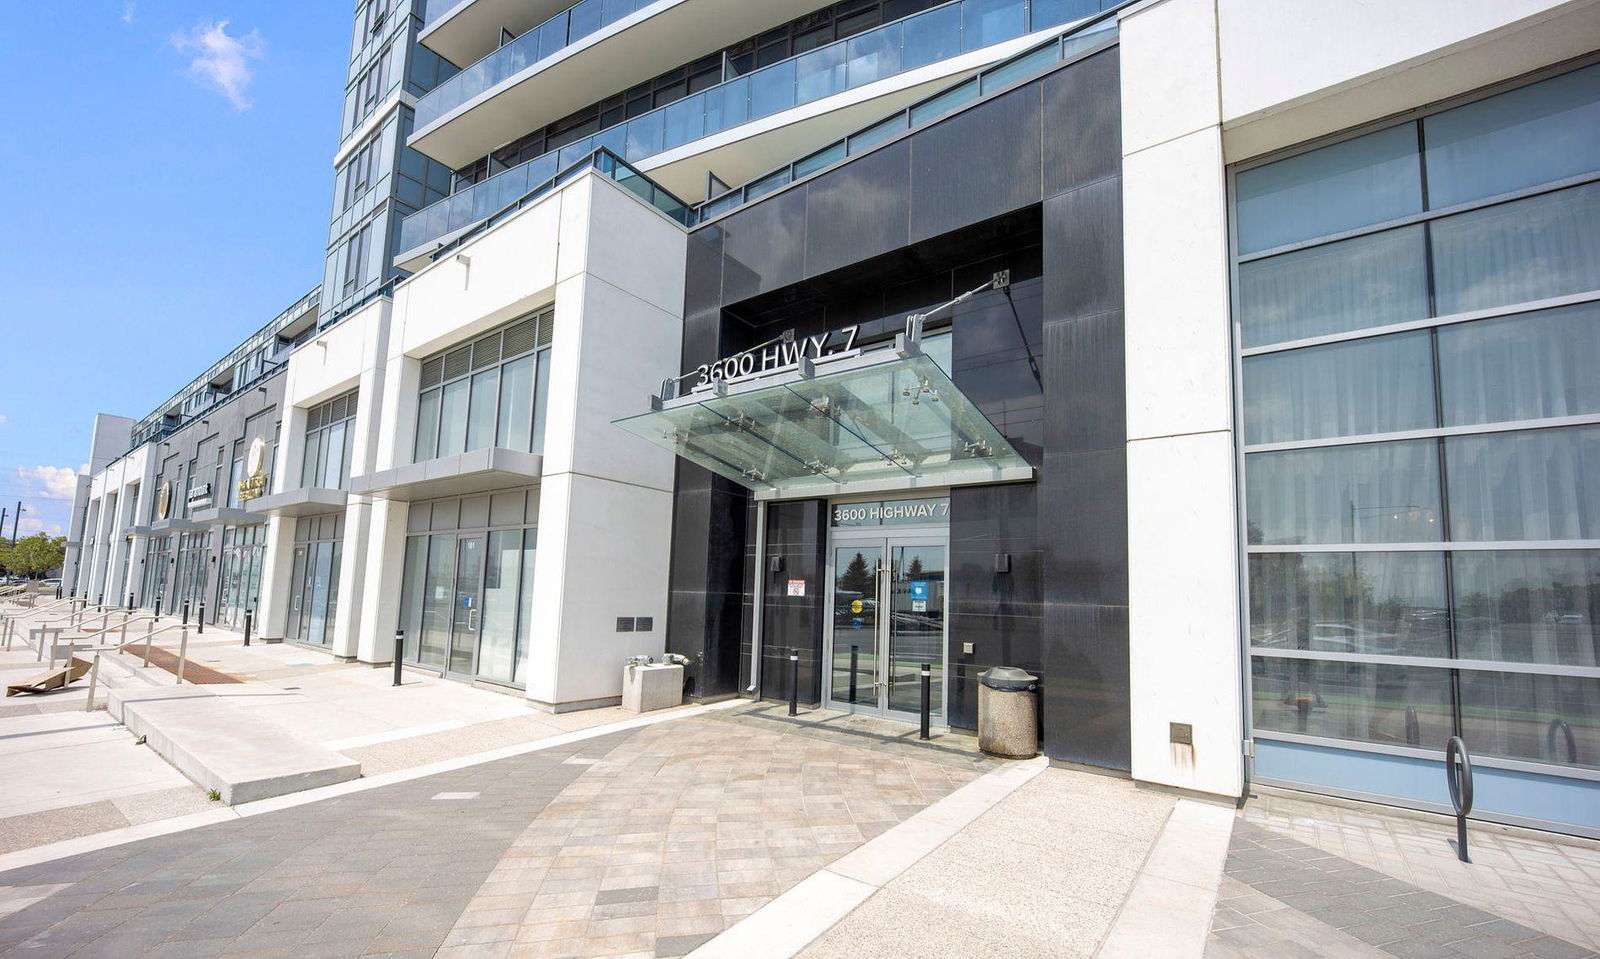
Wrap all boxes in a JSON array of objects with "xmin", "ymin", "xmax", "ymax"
[
  {"xmin": 156, "ymin": 480, "xmax": 173, "ymax": 520},
  {"xmin": 237, "ymin": 437, "xmax": 270, "ymax": 502},
  {"xmin": 186, "ymin": 482, "xmax": 213, "ymax": 510},
  {"xmin": 687, "ymin": 325, "xmax": 859, "ymax": 392},
  {"xmin": 786, "ymin": 579, "xmax": 806, "ymax": 597},
  {"xmin": 831, "ymin": 497, "xmax": 950, "ymax": 527}
]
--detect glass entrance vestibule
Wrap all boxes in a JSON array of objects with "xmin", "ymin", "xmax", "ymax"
[
  {"xmin": 826, "ymin": 497, "xmax": 949, "ymax": 721},
  {"xmin": 397, "ymin": 488, "xmax": 539, "ymax": 687}
]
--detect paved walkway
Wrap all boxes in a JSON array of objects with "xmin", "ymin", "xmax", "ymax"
[{"xmin": 1207, "ymin": 793, "xmax": 1600, "ymax": 959}]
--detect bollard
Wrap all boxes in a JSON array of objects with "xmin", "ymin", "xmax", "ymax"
[
  {"xmin": 393, "ymin": 629, "xmax": 405, "ymax": 686},
  {"xmin": 1445, "ymin": 736, "xmax": 1474, "ymax": 863},
  {"xmin": 849, "ymin": 645, "xmax": 859, "ymax": 705},
  {"xmin": 55, "ymin": 585, "xmax": 61, "ymax": 600},
  {"xmin": 154, "ymin": 596, "xmax": 162, "ymax": 622},
  {"xmin": 243, "ymin": 610, "xmax": 253, "ymax": 647},
  {"xmin": 182, "ymin": 600, "xmax": 189, "ymax": 626},
  {"xmin": 197, "ymin": 603, "xmax": 205, "ymax": 635},
  {"xmin": 127, "ymin": 591, "xmax": 134, "ymax": 612},
  {"xmin": 919, "ymin": 664, "xmax": 932, "ymax": 740},
  {"xmin": 97, "ymin": 593, "xmax": 104, "ymax": 610},
  {"xmin": 788, "ymin": 649, "xmax": 800, "ymax": 717},
  {"xmin": 176, "ymin": 627, "xmax": 189, "ymax": 684}
]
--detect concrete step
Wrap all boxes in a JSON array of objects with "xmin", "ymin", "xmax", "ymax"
[{"xmin": 106, "ymin": 685, "xmax": 360, "ymax": 804}]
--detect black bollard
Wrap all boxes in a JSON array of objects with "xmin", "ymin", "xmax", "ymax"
[
  {"xmin": 154, "ymin": 597, "xmax": 162, "ymax": 622},
  {"xmin": 182, "ymin": 600, "xmax": 190, "ymax": 626},
  {"xmin": 197, "ymin": 603, "xmax": 206, "ymax": 635},
  {"xmin": 392, "ymin": 630, "xmax": 405, "ymax": 686},
  {"xmin": 788, "ymin": 648, "xmax": 799, "ymax": 717},
  {"xmin": 849, "ymin": 645, "xmax": 859, "ymax": 705},
  {"xmin": 127, "ymin": 591, "xmax": 134, "ymax": 612},
  {"xmin": 243, "ymin": 610, "xmax": 253, "ymax": 647},
  {"xmin": 919, "ymin": 664, "xmax": 932, "ymax": 740}
]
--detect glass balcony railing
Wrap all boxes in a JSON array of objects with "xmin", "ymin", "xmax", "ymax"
[
  {"xmin": 398, "ymin": 147, "xmax": 690, "ymax": 257},
  {"xmin": 416, "ymin": 0, "xmax": 656, "ymax": 129},
  {"xmin": 699, "ymin": 9, "xmax": 1118, "ymax": 220},
  {"xmin": 403, "ymin": 0, "xmax": 1105, "ymax": 255}
]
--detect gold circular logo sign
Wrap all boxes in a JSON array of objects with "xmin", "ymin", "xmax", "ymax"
[
  {"xmin": 246, "ymin": 437, "xmax": 268, "ymax": 478},
  {"xmin": 157, "ymin": 480, "xmax": 173, "ymax": 520}
]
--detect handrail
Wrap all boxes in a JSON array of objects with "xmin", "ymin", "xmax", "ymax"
[
  {"xmin": 82, "ymin": 621, "xmax": 194, "ymax": 712},
  {"xmin": 1445, "ymin": 736, "xmax": 1474, "ymax": 863}
]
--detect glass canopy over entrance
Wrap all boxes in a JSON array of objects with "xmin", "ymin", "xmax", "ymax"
[{"xmin": 616, "ymin": 345, "xmax": 1032, "ymax": 499}]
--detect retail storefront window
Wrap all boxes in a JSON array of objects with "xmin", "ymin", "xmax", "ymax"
[
  {"xmin": 216, "ymin": 524, "xmax": 267, "ymax": 630},
  {"xmin": 413, "ymin": 310, "xmax": 553, "ymax": 463},
  {"xmin": 287, "ymin": 513, "xmax": 343, "ymax": 646},
  {"xmin": 1232, "ymin": 60, "xmax": 1600, "ymax": 834},
  {"xmin": 172, "ymin": 531, "xmax": 212, "ymax": 613},
  {"xmin": 141, "ymin": 536, "xmax": 170, "ymax": 608},
  {"xmin": 396, "ymin": 488, "xmax": 538, "ymax": 686}
]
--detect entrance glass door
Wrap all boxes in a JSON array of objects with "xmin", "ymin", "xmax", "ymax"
[
  {"xmin": 449, "ymin": 535, "xmax": 484, "ymax": 675},
  {"xmin": 829, "ymin": 539, "xmax": 947, "ymax": 719}
]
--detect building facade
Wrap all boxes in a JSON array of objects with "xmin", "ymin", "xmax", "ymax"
[{"xmin": 67, "ymin": 0, "xmax": 1599, "ymax": 838}]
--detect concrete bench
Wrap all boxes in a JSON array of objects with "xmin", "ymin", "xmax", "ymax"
[{"xmin": 107, "ymin": 686, "xmax": 361, "ymax": 805}]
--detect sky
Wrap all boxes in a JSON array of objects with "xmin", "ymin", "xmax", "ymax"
[{"xmin": 0, "ymin": 1, "xmax": 352, "ymax": 538}]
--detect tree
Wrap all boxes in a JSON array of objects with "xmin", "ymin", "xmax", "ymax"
[
  {"xmin": 1, "ymin": 534, "xmax": 66, "ymax": 577},
  {"xmin": 839, "ymin": 552, "xmax": 874, "ymax": 596}
]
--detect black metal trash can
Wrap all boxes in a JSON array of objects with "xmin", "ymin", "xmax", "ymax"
[{"xmin": 977, "ymin": 666, "xmax": 1039, "ymax": 758}]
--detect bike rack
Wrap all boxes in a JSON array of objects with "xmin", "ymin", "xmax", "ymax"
[
  {"xmin": 1445, "ymin": 735, "xmax": 1474, "ymax": 863},
  {"xmin": 1546, "ymin": 719, "xmax": 1577, "ymax": 765}
]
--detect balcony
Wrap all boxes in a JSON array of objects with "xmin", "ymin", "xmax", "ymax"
[
  {"xmin": 410, "ymin": 0, "xmax": 837, "ymax": 169},
  {"xmin": 401, "ymin": 0, "xmax": 1093, "ymax": 260},
  {"xmin": 419, "ymin": 0, "xmax": 573, "ymax": 69}
]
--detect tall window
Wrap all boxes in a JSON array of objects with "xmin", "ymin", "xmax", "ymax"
[
  {"xmin": 413, "ymin": 309, "xmax": 553, "ymax": 463},
  {"xmin": 300, "ymin": 391, "xmax": 359, "ymax": 490},
  {"xmin": 342, "ymin": 222, "xmax": 374, "ymax": 297},
  {"xmin": 1233, "ymin": 62, "xmax": 1600, "ymax": 810}
]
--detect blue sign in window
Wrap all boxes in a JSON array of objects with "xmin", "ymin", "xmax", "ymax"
[{"xmin": 909, "ymin": 581, "xmax": 929, "ymax": 601}]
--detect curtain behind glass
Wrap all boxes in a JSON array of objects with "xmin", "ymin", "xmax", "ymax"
[
  {"xmin": 1238, "ymin": 226, "xmax": 1428, "ymax": 347},
  {"xmin": 1446, "ymin": 425, "xmax": 1600, "ymax": 542},
  {"xmin": 1438, "ymin": 300, "xmax": 1600, "ymax": 426},
  {"xmin": 1452, "ymin": 550, "xmax": 1600, "ymax": 667},
  {"xmin": 1246, "ymin": 440, "xmax": 1442, "ymax": 545},
  {"xmin": 1431, "ymin": 182, "xmax": 1600, "ymax": 316},
  {"xmin": 1248, "ymin": 551, "xmax": 1448, "ymax": 656},
  {"xmin": 1243, "ymin": 332, "xmax": 1434, "ymax": 444}
]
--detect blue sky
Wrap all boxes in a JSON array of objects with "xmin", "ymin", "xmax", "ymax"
[{"xmin": 0, "ymin": 2, "xmax": 351, "ymax": 536}]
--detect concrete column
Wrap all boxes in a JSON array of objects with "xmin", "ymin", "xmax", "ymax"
[
  {"xmin": 355, "ymin": 498, "xmax": 409, "ymax": 664},
  {"xmin": 257, "ymin": 515, "xmax": 295, "ymax": 640},
  {"xmin": 1120, "ymin": 0, "xmax": 1243, "ymax": 799}
]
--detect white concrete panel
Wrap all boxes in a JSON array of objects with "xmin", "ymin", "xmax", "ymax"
[
  {"xmin": 582, "ymin": 176, "xmax": 688, "ymax": 318},
  {"xmin": 1126, "ymin": 431, "xmax": 1242, "ymax": 798},
  {"xmin": 1118, "ymin": 0, "xmax": 1221, "ymax": 156},
  {"xmin": 547, "ymin": 477, "xmax": 672, "ymax": 707},
  {"xmin": 390, "ymin": 194, "xmax": 562, "ymax": 361},
  {"xmin": 257, "ymin": 515, "xmax": 293, "ymax": 640},
  {"xmin": 1122, "ymin": 126, "xmax": 1233, "ymax": 442},
  {"xmin": 1216, "ymin": 0, "xmax": 1597, "ymax": 161}
]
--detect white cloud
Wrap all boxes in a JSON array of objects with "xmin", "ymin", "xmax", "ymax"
[
  {"xmin": 0, "ymin": 413, "xmax": 8, "ymax": 426},
  {"xmin": 122, "ymin": 1, "xmax": 135, "ymax": 23},
  {"xmin": 16, "ymin": 465, "xmax": 80, "ymax": 501},
  {"xmin": 17, "ymin": 517, "xmax": 63, "ymax": 537},
  {"xmin": 171, "ymin": 19, "xmax": 265, "ymax": 110}
]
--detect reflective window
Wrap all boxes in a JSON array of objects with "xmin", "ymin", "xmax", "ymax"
[
  {"xmin": 1237, "ymin": 226, "xmax": 1429, "ymax": 348},
  {"xmin": 1243, "ymin": 331, "xmax": 1435, "ymax": 444},
  {"xmin": 1245, "ymin": 440, "xmax": 1442, "ymax": 545},
  {"xmin": 1438, "ymin": 301, "xmax": 1600, "ymax": 427},
  {"xmin": 1249, "ymin": 552, "xmax": 1449, "ymax": 658},
  {"xmin": 300, "ymin": 391, "xmax": 358, "ymax": 490},
  {"xmin": 1252, "ymin": 659, "xmax": 1454, "ymax": 749},
  {"xmin": 1452, "ymin": 551, "xmax": 1600, "ymax": 667},
  {"xmin": 1235, "ymin": 124, "xmax": 1422, "ymax": 255},
  {"xmin": 1431, "ymin": 181, "xmax": 1600, "ymax": 316},
  {"xmin": 1459, "ymin": 670, "xmax": 1599, "ymax": 769},
  {"xmin": 1423, "ymin": 63, "xmax": 1600, "ymax": 209},
  {"xmin": 287, "ymin": 514, "xmax": 343, "ymax": 646},
  {"xmin": 414, "ymin": 310, "xmax": 553, "ymax": 462},
  {"xmin": 1446, "ymin": 425, "xmax": 1600, "ymax": 543}
]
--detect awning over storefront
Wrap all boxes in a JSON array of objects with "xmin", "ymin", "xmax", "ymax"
[
  {"xmin": 616, "ymin": 344, "xmax": 1032, "ymax": 500},
  {"xmin": 244, "ymin": 487, "xmax": 350, "ymax": 518},
  {"xmin": 349, "ymin": 448, "xmax": 543, "ymax": 502}
]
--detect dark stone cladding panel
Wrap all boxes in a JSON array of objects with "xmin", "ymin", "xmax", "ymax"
[
  {"xmin": 1041, "ymin": 601, "xmax": 1130, "ymax": 769},
  {"xmin": 1044, "ymin": 46, "xmax": 1122, "ymax": 200},
  {"xmin": 909, "ymin": 84, "xmax": 1044, "ymax": 245},
  {"xmin": 803, "ymin": 140, "xmax": 912, "ymax": 280},
  {"xmin": 721, "ymin": 186, "xmax": 807, "ymax": 304},
  {"xmin": 949, "ymin": 482, "xmax": 1042, "ymax": 731},
  {"xmin": 1042, "ymin": 177, "xmax": 1124, "ymax": 326}
]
